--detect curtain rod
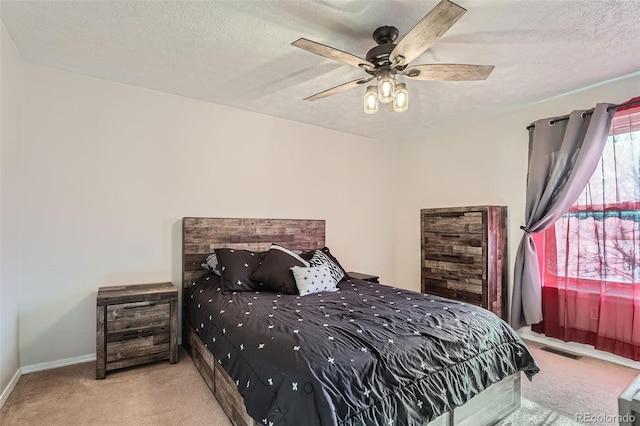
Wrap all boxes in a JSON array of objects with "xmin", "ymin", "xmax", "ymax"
[{"xmin": 525, "ymin": 98, "xmax": 640, "ymax": 131}]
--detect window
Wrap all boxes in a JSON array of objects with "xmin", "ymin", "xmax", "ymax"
[{"xmin": 532, "ymin": 98, "xmax": 640, "ymax": 360}]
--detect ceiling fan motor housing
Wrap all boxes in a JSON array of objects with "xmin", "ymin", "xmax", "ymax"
[
  {"xmin": 365, "ymin": 43, "xmax": 395, "ymax": 68},
  {"xmin": 366, "ymin": 26, "xmax": 405, "ymax": 70},
  {"xmin": 373, "ymin": 26, "xmax": 399, "ymax": 44}
]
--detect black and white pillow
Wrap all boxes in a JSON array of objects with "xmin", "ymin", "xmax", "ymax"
[
  {"xmin": 201, "ymin": 253, "xmax": 221, "ymax": 276},
  {"xmin": 301, "ymin": 247, "xmax": 348, "ymax": 281},
  {"xmin": 291, "ymin": 264, "xmax": 339, "ymax": 296},
  {"xmin": 308, "ymin": 250, "xmax": 345, "ymax": 283},
  {"xmin": 251, "ymin": 244, "xmax": 310, "ymax": 294}
]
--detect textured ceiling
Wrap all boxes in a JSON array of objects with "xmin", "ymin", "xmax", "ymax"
[{"xmin": 2, "ymin": 0, "xmax": 639, "ymax": 142}]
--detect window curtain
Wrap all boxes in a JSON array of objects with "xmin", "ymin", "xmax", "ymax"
[
  {"xmin": 511, "ymin": 103, "xmax": 616, "ymax": 329},
  {"xmin": 532, "ymin": 99, "xmax": 640, "ymax": 359}
]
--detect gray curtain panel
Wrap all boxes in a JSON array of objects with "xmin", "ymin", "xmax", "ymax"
[{"xmin": 511, "ymin": 103, "xmax": 616, "ymax": 329}]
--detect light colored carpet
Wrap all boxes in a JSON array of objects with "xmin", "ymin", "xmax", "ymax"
[
  {"xmin": 1, "ymin": 341, "xmax": 637, "ymax": 425},
  {"xmin": 499, "ymin": 398, "xmax": 579, "ymax": 426},
  {"xmin": 0, "ymin": 348, "xmax": 232, "ymax": 426},
  {"xmin": 500, "ymin": 340, "xmax": 638, "ymax": 426}
]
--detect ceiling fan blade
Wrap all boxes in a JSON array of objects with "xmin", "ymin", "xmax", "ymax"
[
  {"xmin": 292, "ymin": 38, "xmax": 375, "ymax": 70},
  {"xmin": 390, "ymin": 0, "xmax": 466, "ymax": 66},
  {"xmin": 404, "ymin": 64, "xmax": 494, "ymax": 81},
  {"xmin": 304, "ymin": 77, "xmax": 375, "ymax": 102}
]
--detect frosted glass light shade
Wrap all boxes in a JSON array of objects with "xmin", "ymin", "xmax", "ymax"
[
  {"xmin": 377, "ymin": 70, "xmax": 395, "ymax": 104},
  {"xmin": 393, "ymin": 83, "xmax": 409, "ymax": 112},
  {"xmin": 364, "ymin": 85, "xmax": 379, "ymax": 114}
]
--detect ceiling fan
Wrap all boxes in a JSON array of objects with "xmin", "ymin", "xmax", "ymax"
[{"xmin": 291, "ymin": 0, "xmax": 494, "ymax": 114}]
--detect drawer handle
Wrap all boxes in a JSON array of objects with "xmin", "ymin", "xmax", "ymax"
[
  {"xmin": 123, "ymin": 303, "xmax": 155, "ymax": 309},
  {"xmin": 441, "ymin": 233, "xmax": 460, "ymax": 238}
]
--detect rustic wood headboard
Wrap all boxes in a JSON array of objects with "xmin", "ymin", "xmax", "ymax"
[{"xmin": 181, "ymin": 217, "xmax": 326, "ymax": 289}]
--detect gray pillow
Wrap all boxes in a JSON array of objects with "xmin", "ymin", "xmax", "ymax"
[{"xmin": 201, "ymin": 253, "xmax": 221, "ymax": 276}]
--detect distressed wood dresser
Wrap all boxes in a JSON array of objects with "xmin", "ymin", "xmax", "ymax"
[
  {"xmin": 420, "ymin": 206, "xmax": 508, "ymax": 320},
  {"xmin": 96, "ymin": 282, "xmax": 178, "ymax": 379}
]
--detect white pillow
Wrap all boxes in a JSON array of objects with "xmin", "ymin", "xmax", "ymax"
[
  {"xmin": 291, "ymin": 264, "xmax": 339, "ymax": 296},
  {"xmin": 269, "ymin": 244, "xmax": 310, "ymax": 266}
]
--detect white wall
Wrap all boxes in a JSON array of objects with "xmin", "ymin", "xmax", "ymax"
[
  {"xmin": 395, "ymin": 72, "xmax": 640, "ymax": 315},
  {"xmin": 7, "ymin": 31, "xmax": 640, "ymax": 369},
  {"xmin": 19, "ymin": 64, "xmax": 397, "ymax": 367},
  {"xmin": 0, "ymin": 22, "xmax": 23, "ymax": 397}
]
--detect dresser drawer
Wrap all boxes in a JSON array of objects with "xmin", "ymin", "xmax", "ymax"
[
  {"xmin": 423, "ymin": 257, "xmax": 485, "ymax": 280},
  {"xmin": 423, "ymin": 232, "xmax": 484, "ymax": 266},
  {"xmin": 423, "ymin": 272, "xmax": 483, "ymax": 290},
  {"xmin": 424, "ymin": 286, "xmax": 483, "ymax": 306},
  {"xmin": 423, "ymin": 270, "xmax": 483, "ymax": 302},
  {"xmin": 422, "ymin": 211, "xmax": 484, "ymax": 234},
  {"xmin": 423, "ymin": 232, "xmax": 484, "ymax": 253}
]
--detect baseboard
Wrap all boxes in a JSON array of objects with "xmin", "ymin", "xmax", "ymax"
[
  {"xmin": 519, "ymin": 327, "xmax": 640, "ymax": 370},
  {"xmin": 21, "ymin": 353, "xmax": 96, "ymax": 374},
  {"xmin": 21, "ymin": 338, "xmax": 183, "ymax": 374},
  {"xmin": 0, "ymin": 368, "xmax": 21, "ymax": 409},
  {"xmin": 20, "ymin": 338, "xmax": 182, "ymax": 375}
]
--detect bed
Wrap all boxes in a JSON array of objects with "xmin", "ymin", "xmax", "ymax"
[{"xmin": 182, "ymin": 217, "xmax": 539, "ymax": 426}]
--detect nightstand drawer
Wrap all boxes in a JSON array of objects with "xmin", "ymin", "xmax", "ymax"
[
  {"xmin": 106, "ymin": 301, "xmax": 170, "ymax": 332},
  {"xmin": 106, "ymin": 332, "xmax": 171, "ymax": 363}
]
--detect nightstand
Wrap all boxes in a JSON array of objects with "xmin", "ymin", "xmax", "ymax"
[
  {"xmin": 96, "ymin": 282, "xmax": 178, "ymax": 379},
  {"xmin": 347, "ymin": 272, "xmax": 380, "ymax": 283}
]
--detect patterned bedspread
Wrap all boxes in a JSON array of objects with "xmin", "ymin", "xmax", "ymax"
[{"xmin": 185, "ymin": 273, "xmax": 539, "ymax": 426}]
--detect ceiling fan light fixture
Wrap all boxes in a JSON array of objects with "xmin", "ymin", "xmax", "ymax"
[
  {"xmin": 364, "ymin": 85, "xmax": 379, "ymax": 114},
  {"xmin": 292, "ymin": 1, "xmax": 494, "ymax": 115},
  {"xmin": 393, "ymin": 83, "xmax": 409, "ymax": 112},
  {"xmin": 377, "ymin": 69, "xmax": 395, "ymax": 104}
]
